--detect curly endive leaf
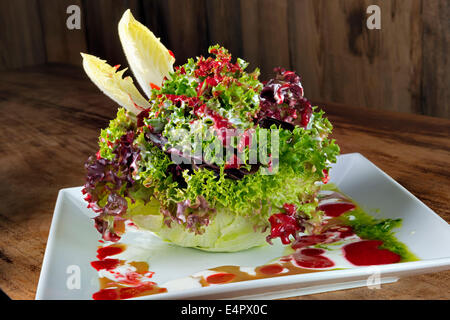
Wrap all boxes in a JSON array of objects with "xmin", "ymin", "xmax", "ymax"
[
  {"xmin": 118, "ymin": 9, "xmax": 175, "ymax": 99},
  {"xmin": 81, "ymin": 53, "xmax": 150, "ymax": 115}
]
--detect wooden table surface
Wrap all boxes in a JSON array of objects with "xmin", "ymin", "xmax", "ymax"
[{"xmin": 0, "ymin": 64, "xmax": 449, "ymax": 300}]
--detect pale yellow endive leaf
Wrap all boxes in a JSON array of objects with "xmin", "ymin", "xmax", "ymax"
[
  {"xmin": 118, "ymin": 9, "xmax": 175, "ymax": 99},
  {"xmin": 81, "ymin": 53, "xmax": 150, "ymax": 115}
]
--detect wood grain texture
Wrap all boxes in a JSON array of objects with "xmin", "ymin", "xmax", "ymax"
[
  {"xmin": 37, "ymin": 0, "xmax": 87, "ymax": 66},
  {"xmin": 153, "ymin": 0, "xmax": 209, "ymax": 64},
  {"xmin": 240, "ymin": 0, "xmax": 291, "ymax": 79},
  {"xmin": 422, "ymin": 0, "xmax": 450, "ymax": 118},
  {"xmin": 288, "ymin": 0, "xmax": 423, "ymax": 114},
  {"xmin": 82, "ymin": 0, "xmax": 143, "ymax": 67},
  {"xmin": 0, "ymin": 65, "xmax": 116, "ymax": 299},
  {"xmin": 0, "ymin": 65, "xmax": 448, "ymax": 300},
  {"xmin": 0, "ymin": 0, "xmax": 46, "ymax": 70},
  {"xmin": 205, "ymin": 0, "xmax": 243, "ymax": 58}
]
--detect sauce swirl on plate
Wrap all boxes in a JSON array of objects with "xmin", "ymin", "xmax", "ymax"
[{"xmin": 91, "ymin": 188, "xmax": 417, "ymax": 300}]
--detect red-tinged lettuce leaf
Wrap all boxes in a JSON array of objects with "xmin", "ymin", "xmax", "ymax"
[
  {"xmin": 83, "ymin": 130, "xmax": 142, "ymax": 241},
  {"xmin": 258, "ymin": 68, "xmax": 312, "ymax": 128}
]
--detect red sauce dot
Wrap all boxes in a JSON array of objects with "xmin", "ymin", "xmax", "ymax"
[
  {"xmin": 301, "ymin": 248, "xmax": 325, "ymax": 256},
  {"xmin": 319, "ymin": 202, "xmax": 356, "ymax": 217},
  {"xmin": 293, "ymin": 248, "xmax": 335, "ymax": 269},
  {"xmin": 90, "ymin": 259, "xmax": 120, "ymax": 271},
  {"xmin": 343, "ymin": 240, "xmax": 401, "ymax": 266},
  {"xmin": 92, "ymin": 288, "xmax": 119, "ymax": 300},
  {"xmin": 92, "ymin": 283, "xmax": 162, "ymax": 300},
  {"xmin": 96, "ymin": 245, "xmax": 125, "ymax": 260},
  {"xmin": 291, "ymin": 234, "xmax": 328, "ymax": 249},
  {"xmin": 119, "ymin": 283, "xmax": 154, "ymax": 300},
  {"xmin": 259, "ymin": 264, "xmax": 284, "ymax": 275},
  {"xmin": 206, "ymin": 273, "xmax": 235, "ymax": 284}
]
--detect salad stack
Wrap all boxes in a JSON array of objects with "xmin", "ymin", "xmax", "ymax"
[{"xmin": 81, "ymin": 10, "xmax": 339, "ymax": 252}]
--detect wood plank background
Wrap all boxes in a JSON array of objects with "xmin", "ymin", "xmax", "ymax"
[{"xmin": 0, "ymin": 0, "xmax": 448, "ymax": 118}]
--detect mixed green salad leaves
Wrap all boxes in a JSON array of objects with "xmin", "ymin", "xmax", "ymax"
[{"xmin": 83, "ymin": 43, "xmax": 340, "ymax": 251}]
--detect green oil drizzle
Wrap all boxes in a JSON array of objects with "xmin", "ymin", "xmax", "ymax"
[
  {"xmin": 339, "ymin": 209, "xmax": 418, "ymax": 262},
  {"xmin": 320, "ymin": 183, "xmax": 418, "ymax": 262}
]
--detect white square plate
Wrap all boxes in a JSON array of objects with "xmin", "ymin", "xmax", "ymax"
[{"xmin": 36, "ymin": 153, "xmax": 450, "ymax": 300}]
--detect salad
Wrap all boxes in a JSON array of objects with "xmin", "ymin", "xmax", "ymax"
[{"xmin": 81, "ymin": 10, "xmax": 340, "ymax": 252}]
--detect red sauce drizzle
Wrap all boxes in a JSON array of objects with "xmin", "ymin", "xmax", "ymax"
[
  {"xmin": 292, "ymin": 226, "xmax": 354, "ymax": 249},
  {"xmin": 343, "ymin": 240, "xmax": 401, "ymax": 266},
  {"xmin": 206, "ymin": 272, "xmax": 235, "ymax": 284},
  {"xmin": 91, "ymin": 243, "xmax": 165, "ymax": 300},
  {"xmin": 291, "ymin": 234, "xmax": 328, "ymax": 249},
  {"xmin": 237, "ymin": 129, "xmax": 252, "ymax": 152},
  {"xmin": 293, "ymin": 248, "xmax": 335, "ymax": 269},
  {"xmin": 162, "ymin": 94, "xmax": 234, "ymax": 147},
  {"xmin": 96, "ymin": 244, "xmax": 125, "ymax": 260},
  {"xmin": 193, "ymin": 104, "xmax": 233, "ymax": 145},
  {"xmin": 258, "ymin": 264, "xmax": 284, "ymax": 275},
  {"xmin": 90, "ymin": 194, "xmax": 406, "ymax": 298},
  {"xmin": 319, "ymin": 202, "xmax": 356, "ymax": 217},
  {"xmin": 92, "ymin": 282, "xmax": 166, "ymax": 300},
  {"xmin": 91, "ymin": 258, "xmax": 120, "ymax": 271}
]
